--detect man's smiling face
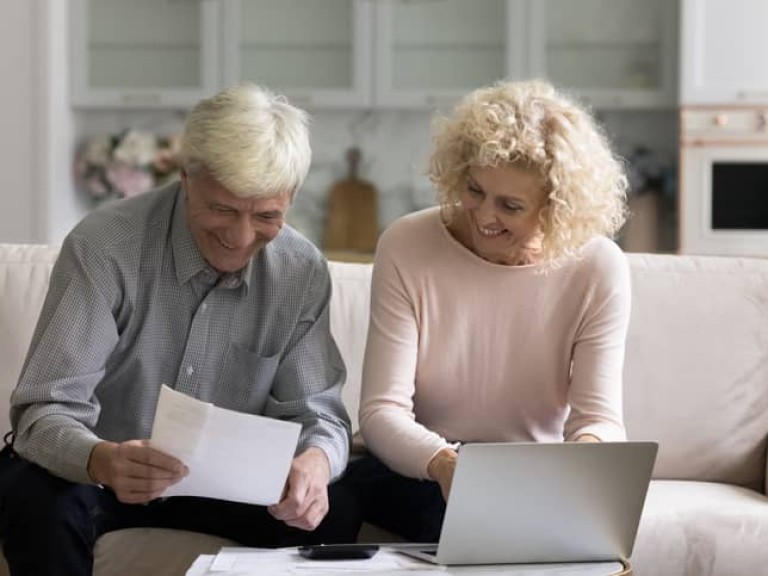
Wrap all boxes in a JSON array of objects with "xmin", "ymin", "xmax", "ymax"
[{"xmin": 182, "ymin": 168, "xmax": 291, "ymax": 273}]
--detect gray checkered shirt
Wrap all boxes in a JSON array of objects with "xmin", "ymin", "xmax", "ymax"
[{"xmin": 11, "ymin": 182, "xmax": 351, "ymax": 484}]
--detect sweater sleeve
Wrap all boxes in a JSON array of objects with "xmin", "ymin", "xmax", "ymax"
[
  {"xmin": 358, "ymin": 225, "xmax": 453, "ymax": 479},
  {"xmin": 564, "ymin": 241, "xmax": 631, "ymax": 442}
]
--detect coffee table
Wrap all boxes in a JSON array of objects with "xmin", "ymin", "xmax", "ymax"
[{"xmin": 185, "ymin": 545, "xmax": 632, "ymax": 575}]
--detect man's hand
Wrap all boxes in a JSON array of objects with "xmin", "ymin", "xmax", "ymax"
[
  {"xmin": 87, "ymin": 439, "xmax": 188, "ymax": 504},
  {"xmin": 427, "ymin": 447, "xmax": 458, "ymax": 501},
  {"xmin": 268, "ymin": 447, "xmax": 331, "ymax": 531}
]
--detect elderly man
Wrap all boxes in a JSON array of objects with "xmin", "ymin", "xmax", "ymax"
[{"xmin": 0, "ymin": 84, "xmax": 358, "ymax": 576}]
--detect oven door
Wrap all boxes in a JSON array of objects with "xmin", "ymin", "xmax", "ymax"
[{"xmin": 681, "ymin": 144, "xmax": 768, "ymax": 256}]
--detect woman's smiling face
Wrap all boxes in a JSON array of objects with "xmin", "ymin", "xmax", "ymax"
[{"xmin": 458, "ymin": 164, "xmax": 548, "ymax": 266}]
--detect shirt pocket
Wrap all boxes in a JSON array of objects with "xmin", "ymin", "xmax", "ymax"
[{"xmin": 216, "ymin": 343, "xmax": 280, "ymax": 414}]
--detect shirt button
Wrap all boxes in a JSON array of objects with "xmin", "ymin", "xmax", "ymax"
[
  {"xmin": 201, "ymin": 303, "xmax": 208, "ymax": 312},
  {"xmin": 186, "ymin": 366, "xmax": 195, "ymax": 376}
]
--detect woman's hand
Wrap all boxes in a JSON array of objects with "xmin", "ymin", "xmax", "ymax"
[
  {"xmin": 427, "ymin": 447, "xmax": 458, "ymax": 501},
  {"xmin": 574, "ymin": 433, "xmax": 601, "ymax": 442}
]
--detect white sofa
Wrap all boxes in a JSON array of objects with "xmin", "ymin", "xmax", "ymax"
[{"xmin": 1, "ymin": 243, "xmax": 768, "ymax": 576}]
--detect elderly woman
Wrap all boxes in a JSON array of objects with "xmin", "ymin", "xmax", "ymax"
[{"xmin": 347, "ymin": 79, "xmax": 631, "ymax": 542}]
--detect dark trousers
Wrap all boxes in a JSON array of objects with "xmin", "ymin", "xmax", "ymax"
[
  {"xmin": 342, "ymin": 454, "xmax": 446, "ymax": 543},
  {"xmin": 0, "ymin": 448, "xmax": 362, "ymax": 576}
]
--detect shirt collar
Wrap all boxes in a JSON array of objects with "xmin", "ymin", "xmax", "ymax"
[{"xmin": 171, "ymin": 184, "xmax": 253, "ymax": 292}]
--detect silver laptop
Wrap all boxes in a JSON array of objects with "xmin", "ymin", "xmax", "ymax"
[{"xmin": 400, "ymin": 441, "xmax": 657, "ymax": 566}]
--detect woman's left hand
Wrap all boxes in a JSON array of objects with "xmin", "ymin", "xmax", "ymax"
[
  {"xmin": 575, "ymin": 433, "xmax": 601, "ymax": 442},
  {"xmin": 427, "ymin": 447, "xmax": 458, "ymax": 501}
]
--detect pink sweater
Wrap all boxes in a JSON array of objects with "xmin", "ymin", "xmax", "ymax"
[{"xmin": 359, "ymin": 207, "xmax": 630, "ymax": 479}]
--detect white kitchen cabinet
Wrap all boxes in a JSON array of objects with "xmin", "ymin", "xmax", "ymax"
[
  {"xmin": 70, "ymin": 0, "xmax": 220, "ymax": 108},
  {"xmin": 528, "ymin": 0, "xmax": 678, "ymax": 108},
  {"xmin": 221, "ymin": 0, "xmax": 373, "ymax": 108},
  {"xmin": 373, "ymin": 0, "xmax": 526, "ymax": 109},
  {"xmin": 374, "ymin": 0, "xmax": 676, "ymax": 110},
  {"xmin": 680, "ymin": 0, "xmax": 768, "ymax": 104},
  {"xmin": 71, "ymin": 0, "xmax": 677, "ymax": 111}
]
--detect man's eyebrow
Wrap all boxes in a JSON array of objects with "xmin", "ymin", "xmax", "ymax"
[{"xmin": 257, "ymin": 208, "xmax": 285, "ymax": 218}]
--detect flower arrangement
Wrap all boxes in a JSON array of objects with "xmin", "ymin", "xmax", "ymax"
[{"xmin": 74, "ymin": 130, "xmax": 182, "ymax": 201}]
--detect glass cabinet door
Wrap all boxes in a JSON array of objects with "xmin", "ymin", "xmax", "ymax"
[
  {"xmin": 70, "ymin": 0, "xmax": 219, "ymax": 108},
  {"xmin": 221, "ymin": 0, "xmax": 372, "ymax": 108},
  {"xmin": 528, "ymin": 0, "xmax": 678, "ymax": 108},
  {"xmin": 374, "ymin": 0, "xmax": 527, "ymax": 109}
]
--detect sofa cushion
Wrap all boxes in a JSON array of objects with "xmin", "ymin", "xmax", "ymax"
[
  {"xmin": 624, "ymin": 254, "xmax": 768, "ymax": 491},
  {"xmin": 94, "ymin": 528, "xmax": 235, "ymax": 576},
  {"xmin": 631, "ymin": 480, "xmax": 768, "ymax": 576}
]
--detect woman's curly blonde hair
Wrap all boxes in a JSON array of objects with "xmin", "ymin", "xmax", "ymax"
[{"xmin": 430, "ymin": 79, "xmax": 628, "ymax": 262}]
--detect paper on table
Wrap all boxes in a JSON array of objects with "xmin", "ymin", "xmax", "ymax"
[
  {"xmin": 188, "ymin": 548, "xmax": 626, "ymax": 576},
  {"xmin": 208, "ymin": 547, "xmax": 443, "ymax": 573},
  {"xmin": 150, "ymin": 384, "xmax": 301, "ymax": 505},
  {"xmin": 185, "ymin": 555, "xmax": 216, "ymax": 576}
]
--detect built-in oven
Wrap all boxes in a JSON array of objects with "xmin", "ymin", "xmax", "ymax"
[{"xmin": 680, "ymin": 106, "xmax": 768, "ymax": 256}]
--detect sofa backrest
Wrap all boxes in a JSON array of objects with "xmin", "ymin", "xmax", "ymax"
[
  {"xmin": 1, "ymin": 244, "xmax": 766, "ymax": 491},
  {"xmin": 623, "ymin": 253, "xmax": 768, "ymax": 491},
  {"xmin": 327, "ymin": 261, "xmax": 372, "ymax": 436},
  {"xmin": 0, "ymin": 244, "xmax": 59, "ymax": 440}
]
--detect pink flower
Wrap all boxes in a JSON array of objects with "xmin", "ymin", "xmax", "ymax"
[
  {"xmin": 74, "ymin": 131, "xmax": 182, "ymax": 202},
  {"xmin": 106, "ymin": 161, "xmax": 154, "ymax": 198}
]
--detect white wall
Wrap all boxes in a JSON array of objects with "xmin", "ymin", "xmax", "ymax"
[
  {"xmin": 0, "ymin": 2, "xmax": 41, "ymax": 242},
  {"xmin": 0, "ymin": 1, "xmax": 77, "ymax": 245}
]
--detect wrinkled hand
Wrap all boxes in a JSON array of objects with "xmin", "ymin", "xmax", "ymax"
[
  {"xmin": 268, "ymin": 447, "xmax": 331, "ymax": 531},
  {"xmin": 427, "ymin": 447, "xmax": 458, "ymax": 501},
  {"xmin": 87, "ymin": 439, "xmax": 188, "ymax": 504}
]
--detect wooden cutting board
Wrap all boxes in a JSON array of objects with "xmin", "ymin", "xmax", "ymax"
[{"xmin": 323, "ymin": 147, "xmax": 379, "ymax": 253}]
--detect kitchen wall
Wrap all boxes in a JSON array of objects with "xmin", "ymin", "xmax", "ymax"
[
  {"xmin": 74, "ymin": 105, "xmax": 679, "ymax": 250},
  {"xmin": 0, "ymin": 1, "xmax": 679, "ymax": 249}
]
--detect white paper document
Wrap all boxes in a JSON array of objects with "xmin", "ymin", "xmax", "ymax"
[
  {"xmin": 150, "ymin": 384, "xmax": 301, "ymax": 505},
  {"xmin": 186, "ymin": 548, "xmax": 627, "ymax": 576},
  {"xmin": 187, "ymin": 547, "xmax": 445, "ymax": 575}
]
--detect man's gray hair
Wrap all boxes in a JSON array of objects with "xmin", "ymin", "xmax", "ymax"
[{"xmin": 180, "ymin": 83, "xmax": 311, "ymax": 198}]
